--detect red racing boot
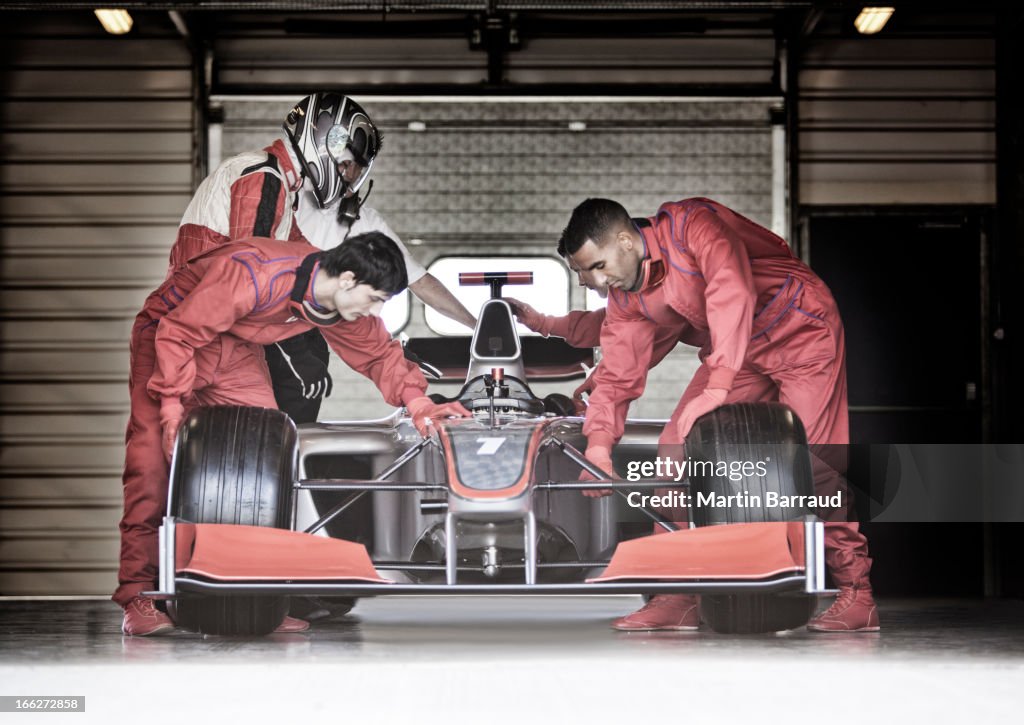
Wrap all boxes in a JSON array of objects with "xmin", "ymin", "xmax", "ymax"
[
  {"xmin": 274, "ymin": 615, "xmax": 310, "ymax": 633},
  {"xmin": 807, "ymin": 586, "xmax": 880, "ymax": 632},
  {"xmin": 122, "ymin": 595, "xmax": 175, "ymax": 636},
  {"xmin": 612, "ymin": 595, "xmax": 700, "ymax": 631}
]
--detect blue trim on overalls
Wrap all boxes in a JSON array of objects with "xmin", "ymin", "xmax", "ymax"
[
  {"xmin": 664, "ymin": 200, "xmax": 717, "ymax": 256},
  {"xmin": 751, "ymin": 278, "xmax": 805, "ymax": 340},
  {"xmin": 231, "ymin": 251, "xmax": 301, "ymax": 313},
  {"xmin": 754, "ymin": 275, "xmax": 793, "ymax": 320},
  {"xmin": 794, "ymin": 307, "xmax": 825, "ymax": 321},
  {"xmin": 659, "ymin": 245, "xmax": 703, "ymax": 277}
]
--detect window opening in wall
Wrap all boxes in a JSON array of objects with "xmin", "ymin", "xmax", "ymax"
[{"xmin": 425, "ymin": 256, "xmax": 570, "ymax": 336}]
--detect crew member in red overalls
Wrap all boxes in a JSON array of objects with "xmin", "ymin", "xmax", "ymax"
[
  {"xmin": 545, "ymin": 197, "xmax": 877, "ymax": 633},
  {"xmin": 116, "ymin": 232, "xmax": 469, "ymax": 635}
]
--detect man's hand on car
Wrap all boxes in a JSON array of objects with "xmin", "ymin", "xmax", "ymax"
[
  {"xmin": 504, "ymin": 297, "xmax": 549, "ymax": 335},
  {"xmin": 579, "ymin": 444, "xmax": 615, "ymax": 498},
  {"xmin": 406, "ymin": 396, "xmax": 472, "ymax": 437}
]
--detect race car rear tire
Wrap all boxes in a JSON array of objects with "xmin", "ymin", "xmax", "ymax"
[
  {"xmin": 685, "ymin": 402, "xmax": 818, "ymax": 634},
  {"xmin": 168, "ymin": 406, "xmax": 296, "ymax": 636}
]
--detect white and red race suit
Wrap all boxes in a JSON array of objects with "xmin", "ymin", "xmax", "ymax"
[{"xmin": 169, "ymin": 138, "xmax": 306, "ymax": 272}]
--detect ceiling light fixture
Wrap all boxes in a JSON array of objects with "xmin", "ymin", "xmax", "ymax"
[
  {"xmin": 854, "ymin": 7, "xmax": 894, "ymax": 35},
  {"xmin": 94, "ymin": 9, "xmax": 133, "ymax": 35}
]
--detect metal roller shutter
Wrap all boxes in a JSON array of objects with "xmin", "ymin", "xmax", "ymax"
[
  {"xmin": 210, "ymin": 12, "xmax": 777, "ymax": 93},
  {"xmin": 0, "ymin": 13, "xmax": 193, "ymax": 596},
  {"xmin": 798, "ymin": 36, "xmax": 995, "ymax": 205}
]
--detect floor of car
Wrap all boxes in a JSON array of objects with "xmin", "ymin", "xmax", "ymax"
[{"xmin": 1, "ymin": 596, "xmax": 1021, "ymax": 722}]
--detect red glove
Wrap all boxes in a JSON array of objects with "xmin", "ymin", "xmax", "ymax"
[
  {"xmin": 406, "ymin": 396, "xmax": 471, "ymax": 437},
  {"xmin": 579, "ymin": 444, "xmax": 614, "ymax": 498},
  {"xmin": 159, "ymin": 398, "xmax": 185, "ymax": 463},
  {"xmin": 672, "ymin": 388, "xmax": 728, "ymax": 443},
  {"xmin": 505, "ymin": 297, "xmax": 552, "ymax": 336}
]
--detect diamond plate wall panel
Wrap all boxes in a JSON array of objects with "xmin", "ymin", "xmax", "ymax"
[{"xmin": 222, "ymin": 98, "xmax": 774, "ymax": 238}]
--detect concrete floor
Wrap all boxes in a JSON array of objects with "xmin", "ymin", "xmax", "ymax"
[{"xmin": 1, "ymin": 596, "xmax": 1022, "ymax": 723}]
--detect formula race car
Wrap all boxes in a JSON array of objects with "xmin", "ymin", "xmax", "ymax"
[{"xmin": 153, "ymin": 272, "xmax": 831, "ymax": 636}]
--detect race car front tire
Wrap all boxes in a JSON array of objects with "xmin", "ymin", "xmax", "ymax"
[
  {"xmin": 685, "ymin": 402, "xmax": 819, "ymax": 634},
  {"xmin": 167, "ymin": 405, "xmax": 296, "ymax": 636}
]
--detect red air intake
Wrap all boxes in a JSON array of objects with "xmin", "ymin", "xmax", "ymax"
[{"xmin": 459, "ymin": 271, "xmax": 534, "ymax": 299}]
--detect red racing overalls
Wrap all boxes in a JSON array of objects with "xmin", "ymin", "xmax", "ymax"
[
  {"xmin": 585, "ymin": 198, "xmax": 871, "ymax": 587},
  {"xmin": 114, "ymin": 238, "xmax": 427, "ymax": 606}
]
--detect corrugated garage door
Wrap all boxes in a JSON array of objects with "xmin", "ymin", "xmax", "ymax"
[
  {"xmin": 218, "ymin": 96, "xmax": 779, "ymax": 419},
  {"xmin": 0, "ymin": 14, "xmax": 194, "ymax": 596},
  {"xmin": 798, "ymin": 36, "xmax": 995, "ymax": 205}
]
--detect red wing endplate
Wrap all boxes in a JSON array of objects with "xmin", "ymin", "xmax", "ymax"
[
  {"xmin": 588, "ymin": 522, "xmax": 806, "ymax": 583},
  {"xmin": 175, "ymin": 523, "xmax": 389, "ymax": 583}
]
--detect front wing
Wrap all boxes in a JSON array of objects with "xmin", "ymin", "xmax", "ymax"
[{"xmin": 153, "ymin": 515, "xmax": 830, "ymax": 598}]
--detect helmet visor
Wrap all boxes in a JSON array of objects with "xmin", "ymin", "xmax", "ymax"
[{"xmin": 326, "ymin": 116, "xmax": 379, "ymax": 196}]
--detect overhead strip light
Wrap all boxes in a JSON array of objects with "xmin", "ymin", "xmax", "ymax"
[
  {"xmin": 94, "ymin": 9, "xmax": 133, "ymax": 35},
  {"xmin": 854, "ymin": 7, "xmax": 894, "ymax": 35}
]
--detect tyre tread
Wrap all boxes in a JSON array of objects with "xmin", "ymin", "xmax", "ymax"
[
  {"xmin": 169, "ymin": 406, "xmax": 296, "ymax": 636},
  {"xmin": 687, "ymin": 402, "xmax": 818, "ymax": 633}
]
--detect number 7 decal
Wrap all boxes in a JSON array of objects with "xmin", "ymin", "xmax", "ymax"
[{"xmin": 476, "ymin": 438, "xmax": 505, "ymax": 455}]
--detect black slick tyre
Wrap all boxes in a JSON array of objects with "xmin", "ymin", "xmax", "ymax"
[
  {"xmin": 168, "ymin": 406, "xmax": 296, "ymax": 636},
  {"xmin": 685, "ymin": 402, "xmax": 818, "ymax": 634}
]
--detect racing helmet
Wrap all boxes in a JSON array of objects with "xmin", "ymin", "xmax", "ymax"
[{"xmin": 283, "ymin": 93, "xmax": 381, "ymax": 209}]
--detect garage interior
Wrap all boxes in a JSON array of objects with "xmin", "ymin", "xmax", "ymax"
[{"xmin": 1, "ymin": 1, "xmax": 1022, "ymax": 720}]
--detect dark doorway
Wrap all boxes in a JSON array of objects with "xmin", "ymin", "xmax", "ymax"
[
  {"xmin": 806, "ymin": 209, "xmax": 987, "ymax": 445},
  {"xmin": 805, "ymin": 208, "xmax": 992, "ymax": 596}
]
